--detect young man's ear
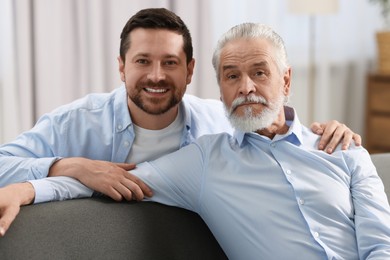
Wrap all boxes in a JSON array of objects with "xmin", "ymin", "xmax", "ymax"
[
  {"xmin": 186, "ymin": 58, "xmax": 195, "ymax": 84},
  {"xmin": 117, "ymin": 56, "xmax": 125, "ymax": 82}
]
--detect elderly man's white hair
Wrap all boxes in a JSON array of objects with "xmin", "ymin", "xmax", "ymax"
[{"xmin": 211, "ymin": 23, "xmax": 289, "ymax": 83}]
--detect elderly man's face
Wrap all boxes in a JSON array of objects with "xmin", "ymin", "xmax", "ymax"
[{"xmin": 218, "ymin": 38, "xmax": 291, "ymax": 132}]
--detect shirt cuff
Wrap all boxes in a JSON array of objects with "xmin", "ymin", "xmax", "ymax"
[{"xmin": 28, "ymin": 179, "xmax": 54, "ymax": 204}]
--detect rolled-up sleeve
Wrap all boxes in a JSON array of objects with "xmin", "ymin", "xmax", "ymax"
[{"xmin": 29, "ymin": 176, "xmax": 94, "ymax": 204}]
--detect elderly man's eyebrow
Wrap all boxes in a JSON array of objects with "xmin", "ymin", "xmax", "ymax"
[
  {"xmin": 222, "ymin": 60, "xmax": 269, "ymax": 70},
  {"xmin": 252, "ymin": 61, "xmax": 269, "ymax": 67},
  {"xmin": 222, "ymin": 64, "xmax": 238, "ymax": 71}
]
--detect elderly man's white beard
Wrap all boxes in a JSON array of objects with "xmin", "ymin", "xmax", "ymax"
[{"xmin": 224, "ymin": 93, "xmax": 285, "ymax": 132}]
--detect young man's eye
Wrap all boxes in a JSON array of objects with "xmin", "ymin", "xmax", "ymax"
[
  {"xmin": 164, "ymin": 60, "xmax": 177, "ymax": 66},
  {"xmin": 136, "ymin": 59, "xmax": 148, "ymax": 64}
]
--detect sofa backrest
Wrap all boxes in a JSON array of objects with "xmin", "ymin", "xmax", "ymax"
[{"xmin": 0, "ymin": 198, "xmax": 227, "ymax": 260}]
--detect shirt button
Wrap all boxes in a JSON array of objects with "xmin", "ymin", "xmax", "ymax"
[
  {"xmin": 313, "ymin": 232, "xmax": 319, "ymax": 238},
  {"xmin": 117, "ymin": 124, "xmax": 123, "ymax": 130},
  {"xmin": 124, "ymin": 141, "xmax": 130, "ymax": 147},
  {"xmin": 270, "ymin": 143, "xmax": 276, "ymax": 148},
  {"xmin": 286, "ymin": 169, "xmax": 291, "ymax": 175},
  {"xmin": 298, "ymin": 198, "xmax": 305, "ymax": 205}
]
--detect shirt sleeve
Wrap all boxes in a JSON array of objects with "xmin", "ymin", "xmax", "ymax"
[
  {"xmin": 0, "ymin": 114, "xmax": 62, "ymax": 187},
  {"xmin": 29, "ymin": 176, "xmax": 94, "ymax": 204},
  {"xmin": 131, "ymin": 141, "xmax": 205, "ymax": 213},
  {"xmin": 347, "ymin": 149, "xmax": 390, "ymax": 258}
]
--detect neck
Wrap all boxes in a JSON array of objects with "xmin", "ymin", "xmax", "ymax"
[
  {"xmin": 256, "ymin": 109, "xmax": 288, "ymax": 139},
  {"xmin": 127, "ymin": 100, "xmax": 179, "ymax": 130}
]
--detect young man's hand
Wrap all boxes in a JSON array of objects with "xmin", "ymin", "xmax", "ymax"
[
  {"xmin": 49, "ymin": 158, "xmax": 153, "ymax": 201},
  {"xmin": 0, "ymin": 182, "xmax": 35, "ymax": 237},
  {"xmin": 311, "ymin": 120, "xmax": 362, "ymax": 154}
]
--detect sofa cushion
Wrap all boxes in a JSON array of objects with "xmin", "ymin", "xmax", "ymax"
[{"xmin": 0, "ymin": 197, "xmax": 227, "ymax": 260}]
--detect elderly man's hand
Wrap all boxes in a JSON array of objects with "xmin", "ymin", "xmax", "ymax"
[{"xmin": 311, "ymin": 120, "xmax": 362, "ymax": 154}]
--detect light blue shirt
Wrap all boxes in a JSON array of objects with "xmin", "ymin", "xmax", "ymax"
[
  {"xmin": 132, "ymin": 111, "xmax": 390, "ymax": 259},
  {"xmin": 0, "ymin": 85, "xmax": 233, "ymax": 187},
  {"xmin": 26, "ymin": 109, "xmax": 390, "ymax": 259}
]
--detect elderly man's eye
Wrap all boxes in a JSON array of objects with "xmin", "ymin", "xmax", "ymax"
[
  {"xmin": 255, "ymin": 71, "xmax": 265, "ymax": 76},
  {"xmin": 227, "ymin": 74, "xmax": 238, "ymax": 79}
]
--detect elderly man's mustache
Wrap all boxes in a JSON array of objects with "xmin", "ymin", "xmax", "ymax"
[{"xmin": 229, "ymin": 94, "xmax": 268, "ymax": 114}]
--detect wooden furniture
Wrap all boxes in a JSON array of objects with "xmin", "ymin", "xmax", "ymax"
[{"xmin": 365, "ymin": 73, "xmax": 390, "ymax": 153}]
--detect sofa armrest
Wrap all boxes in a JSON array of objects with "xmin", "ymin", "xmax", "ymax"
[{"xmin": 0, "ymin": 197, "xmax": 227, "ymax": 260}]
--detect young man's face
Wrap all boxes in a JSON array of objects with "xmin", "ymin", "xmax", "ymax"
[
  {"xmin": 218, "ymin": 38, "xmax": 290, "ymax": 131},
  {"xmin": 119, "ymin": 28, "xmax": 194, "ymax": 115}
]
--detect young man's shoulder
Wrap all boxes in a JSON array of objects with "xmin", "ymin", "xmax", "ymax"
[
  {"xmin": 50, "ymin": 86, "xmax": 124, "ymax": 116},
  {"xmin": 181, "ymin": 94, "xmax": 233, "ymax": 135}
]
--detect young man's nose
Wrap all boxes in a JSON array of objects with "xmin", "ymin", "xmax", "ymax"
[{"xmin": 147, "ymin": 64, "xmax": 166, "ymax": 82}]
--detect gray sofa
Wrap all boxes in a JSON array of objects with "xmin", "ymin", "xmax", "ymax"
[
  {"xmin": 0, "ymin": 153, "xmax": 389, "ymax": 260},
  {"xmin": 0, "ymin": 199, "xmax": 227, "ymax": 260}
]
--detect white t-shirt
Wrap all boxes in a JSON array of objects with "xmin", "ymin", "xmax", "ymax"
[{"xmin": 127, "ymin": 108, "xmax": 184, "ymax": 164}]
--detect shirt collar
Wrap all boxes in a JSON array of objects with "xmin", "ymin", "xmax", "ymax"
[
  {"xmin": 114, "ymin": 87, "xmax": 192, "ymax": 135},
  {"xmin": 113, "ymin": 85, "xmax": 132, "ymax": 133},
  {"xmin": 181, "ymin": 94, "xmax": 194, "ymax": 131},
  {"xmin": 234, "ymin": 106, "xmax": 303, "ymax": 147}
]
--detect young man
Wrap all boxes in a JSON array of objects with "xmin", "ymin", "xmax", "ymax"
[{"xmin": 0, "ymin": 10, "xmax": 361, "ymax": 235}]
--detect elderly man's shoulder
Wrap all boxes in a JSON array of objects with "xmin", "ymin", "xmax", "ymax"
[{"xmin": 194, "ymin": 132, "xmax": 238, "ymax": 151}]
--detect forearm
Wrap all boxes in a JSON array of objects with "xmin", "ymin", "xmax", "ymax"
[
  {"xmin": 0, "ymin": 156, "xmax": 59, "ymax": 187},
  {"xmin": 48, "ymin": 158, "xmax": 81, "ymax": 179},
  {"xmin": 12, "ymin": 182, "xmax": 36, "ymax": 206},
  {"xmin": 29, "ymin": 176, "xmax": 94, "ymax": 204}
]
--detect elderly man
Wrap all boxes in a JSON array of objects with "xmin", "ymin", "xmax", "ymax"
[
  {"xmin": 125, "ymin": 23, "xmax": 390, "ymax": 259},
  {"xmin": 2, "ymin": 21, "xmax": 388, "ymax": 259}
]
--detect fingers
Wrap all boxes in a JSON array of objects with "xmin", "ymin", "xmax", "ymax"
[
  {"xmin": 318, "ymin": 121, "xmax": 361, "ymax": 154},
  {"xmin": 317, "ymin": 120, "xmax": 339, "ymax": 152},
  {"xmin": 0, "ymin": 205, "xmax": 20, "ymax": 237},
  {"xmin": 103, "ymin": 171, "xmax": 152, "ymax": 202},
  {"xmin": 339, "ymin": 126, "xmax": 353, "ymax": 151},
  {"xmin": 352, "ymin": 133, "xmax": 362, "ymax": 147},
  {"xmin": 115, "ymin": 162, "xmax": 136, "ymax": 171},
  {"xmin": 75, "ymin": 161, "xmax": 151, "ymax": 202},
  {"xmin": 324, "ymin": 123, "xmax": 348, "ymax": 153},
  {"xmin": 126, "ymin": 174, "xmax": 153, "ymax": 198},
  {"xmin": 310, "ymin": 122, "xmax": 324, "ymax": 135}
]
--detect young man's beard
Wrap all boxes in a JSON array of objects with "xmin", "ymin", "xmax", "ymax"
[
  {"xmin": 126, "ymin": 79, "xmax": 184, "ymax": 115},
  {"xmin": 129, "ymin": 93, "xmax": 180, "ymax": 115},
  {"xmin": 224, "ymin": 92, "xmax": 286, "ymax": 133}
]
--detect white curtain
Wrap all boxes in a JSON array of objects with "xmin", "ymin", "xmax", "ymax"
[{"xmin": 0, "ymin": 0, "xmax": 383, "ymax": 144}]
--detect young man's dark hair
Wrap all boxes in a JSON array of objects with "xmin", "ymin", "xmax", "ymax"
[{"xmin": 120, "ymin": 8, "xmax": 193, "ymax": 64}]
